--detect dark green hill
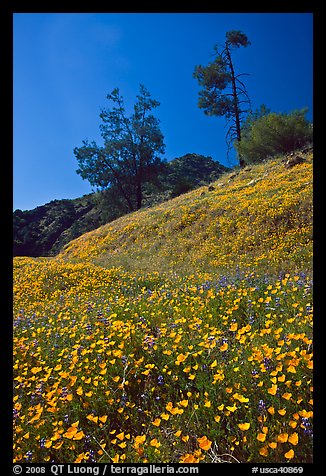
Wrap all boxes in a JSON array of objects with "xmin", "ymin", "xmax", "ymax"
[
  {"xmin": 13, "ymin": 195, "xmax": 98, "ymax": 257},
  {"xmin": 13, "ymin": 154, "xmax": 229, "ymax": 257}
]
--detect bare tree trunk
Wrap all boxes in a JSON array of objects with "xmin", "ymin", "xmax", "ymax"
[
  {"xmin": 100, "ymin": 153, "xmax": 135, "ymax": 212},
  {"xmin": 225, "ymin": 45, "xmax": 245, "ymax": 168},
  {"xmin": 136, "ymin": 180, "xmax": 142, "ymax": 210}
]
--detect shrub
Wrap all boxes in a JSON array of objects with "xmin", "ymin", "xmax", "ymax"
[{"xmin": 235, "ymin": 108, "xmax": 313, "ymax": 164}]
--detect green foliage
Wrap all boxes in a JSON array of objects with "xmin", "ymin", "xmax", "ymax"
[
  {"xmin": 74, "ymin": 85, "xmax": 165, "ymax": 212},
  {"xmin": 13, "ymin": 197, "xmax": 98, "ymax": 257},
  {"xmin": 164, "ymin": 153, "xmax": 229, "ymax": 197},
  {"xmin": 225, "ymin": 30, "xmax": 251, "ymax": 48},
  {"xmin": 235, "ymin": 108, "xmax": 313, "ymax": 164},
  {"xmin": 193, "ymin": 31, "xmax": 251, "ymax": 119}
]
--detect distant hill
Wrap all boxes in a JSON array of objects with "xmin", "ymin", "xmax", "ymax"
[
  {"xmin": 13, "ymin": 194, "xmax": 99, "ymax": 257},
  {"xmin": 13, "ymin": 154, "xmax": 229, "ymax": 257}
]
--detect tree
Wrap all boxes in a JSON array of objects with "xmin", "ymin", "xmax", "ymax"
[
  {"xmin": 74, "ymin": 85, "xmax": 165, "ymax": 212},
  {"xmin": 164, "ymin": 153, "xmax": 230, "ymax": 197},
  {"xmin": 235, "ymin": 108, "xmax": 313, "ymax": 164},
  {"xmin": 193, "ymin": 30, "xmax": 251, "ymax": 167}
]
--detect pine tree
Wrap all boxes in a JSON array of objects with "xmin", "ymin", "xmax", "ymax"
[
  {"xmin": 74, "ymin": 85, "xmax": 165, "ymax": 211},
  {"xmin": 194, "ymin": 30, "xmax": 251, "ymax": 167}
]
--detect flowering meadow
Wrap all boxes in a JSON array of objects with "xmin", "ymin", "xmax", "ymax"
[{"xmin": 13, "ymin": 154, "xmax": 313, "ymax": 463}]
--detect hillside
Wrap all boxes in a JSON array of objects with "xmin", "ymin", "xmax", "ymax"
[
  {"xmin": 13, "ymin": 194, "xmax": 99, "ymax": 257},
  {"xmin": 13, "ymin": 153, "xmax": 229, "ymax": 257},
  {"xmin": 13, "ymin": 150, "xmax": 313, "ymax": 464},
  {"xmin": 57, "ymin": 150, "xmax": 313, "ymax": 278}
]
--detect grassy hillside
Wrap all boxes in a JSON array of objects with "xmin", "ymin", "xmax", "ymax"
[
  {"xmin": 57, "ymin": 151, "xmax": 312, "ymax": 278},
  {"xmin": 13, "ymin": 151, "xmax": 313, "ymax": 464},
  {"xmin": 13, "ymin": 153, "xmax": 229, "ymax": 257}
]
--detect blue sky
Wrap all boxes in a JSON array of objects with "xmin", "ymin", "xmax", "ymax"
[{"xmin": 13, "ymin": 12, "xmax": 313, "ymax": 211}]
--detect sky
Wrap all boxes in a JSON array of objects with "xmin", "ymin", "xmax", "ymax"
[{"xmin": 13, "ymin": 12, "xmax": 313, "ymax": 211}]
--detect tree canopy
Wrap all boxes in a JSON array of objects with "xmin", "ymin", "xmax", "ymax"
[
  {"xmin": 74, "ymin": 85, "xmax": 165, "ymax": 211},
  {"xmin": 235, "ymin": 107, "xmax": 313, "ymax": 164}
]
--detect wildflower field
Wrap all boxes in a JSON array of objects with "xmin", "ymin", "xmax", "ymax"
[{"xmin": 13, "ymin": 154, "xmax": 313, "ymax": 463}]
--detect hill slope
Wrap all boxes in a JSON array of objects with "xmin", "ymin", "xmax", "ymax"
[
  {"xmin": 13, "ymin": 150, "xmax": 313, "ymax": 464},
  {"xmin": 13, "ymin": 194, "xmax": 99, "ymax": 257},
  {"xmin": 13, "ymin": 153, "xmax": 229, "ymax": 257},
  {"xmin": 56, "ymin": 150, "xmax": 313, "ymax": 277}
]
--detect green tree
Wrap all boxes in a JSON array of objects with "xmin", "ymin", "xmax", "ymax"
[
  {"xmin": 164, "ymin": 153, "xmax": 229, "ymax": 197},
  {"xmin": 193, "ymin": 30, "xmax": 251, "ymax": 167},
  {"xmin": 235, "ymin": 108, "xmax": 313, "ymax": 164},
  {"xmin": 74, "ymin": 85, "xmax": 165, "ymax": 212}
]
